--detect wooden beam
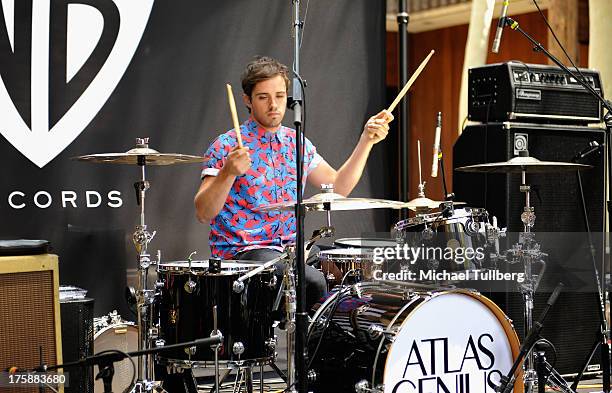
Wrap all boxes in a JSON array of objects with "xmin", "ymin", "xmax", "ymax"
[
  {"xmin": 547, "ymin": 0, "xmax": 579, "ymax": 66},
  {"xmin": 386, "ymin": 0, "xmax": 550, "ymax": 33}
]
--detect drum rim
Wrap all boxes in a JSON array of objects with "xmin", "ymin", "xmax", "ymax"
[
  {"xmin": 319, "ymin": 247, "xmax": 374, "ymax": 260},
  {"xmin": 93, "ymin": 320, "xmax": 137, "ymax": 338},
  {"xmin": 380, "ymin": 289, "xmax": 522, "ymax": 392},
  {"xmin": 333, "ymin": 237, "xmax": 398, "ymax": 248},
  {"xmin": 158, "ymin": 260, "xmax": 275, "ymax": 275},
  {"xmin": 93, "ymin": 321, "xmax": 138, "ymax": 340},
  {"xmin": 397, "ymin": 207, "xmax": 489, "ymax": 228}
]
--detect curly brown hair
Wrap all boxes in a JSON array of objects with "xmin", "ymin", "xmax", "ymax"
[{"xmin": 241, "ymin": 56, "xmax": 290, "ymax": 98}]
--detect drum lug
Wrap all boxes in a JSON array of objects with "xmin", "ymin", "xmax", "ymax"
[
  {"xmin": 168, "ymin": 309, "xmax": 177, "ymax": 325},
  {"xmin": 265, "ymin": 336, "xmax": 277, "ymax": 352},
  {"xmin": 155, "ymin": 279, "xmax": 165, "ymax": 289},
  {"xmin": 184, "ymin": 277, "xmax": 197, "ymax": 294},
  {"xmin": 422, "ymin": 226, "xmax": 434, "ymax": 240},
  {"xmin": 350, "ymin": 283, "xmax": 363, "ymax": 298},
  {"xmin": 148, "ymin": 326, "xmax": 159, "ymax": 340},
  {"xmin": 367, "ymin": 324, "xmax": 384, "ymax": 340},
  {"xmin": 155, "ymin": 338, "xmax": 165, "ymax": 347},
  {"xmin": 184, "ymin": 346, "xmax": 197, "ymax": 356},
  {"xmin": 267, "ymin": 275, "xmax": 278, "ymax": 289},
  {"xmin": 233, "ymin": 279, "xmax": 245, "ymax": 293},
  {"xmin": 355, "ymin": 380, "xmax": 383, "ymax": 393},
  {"xmin": 232, "ymin": 341, "xmax": 245, "ymax": 356}
]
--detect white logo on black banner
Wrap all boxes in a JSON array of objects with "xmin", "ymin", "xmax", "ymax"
[{"xmin": 0, "ymin": 0, "xmax": 154, "ymax": 168}]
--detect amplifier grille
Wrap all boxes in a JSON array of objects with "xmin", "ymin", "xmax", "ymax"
[
  {"xmin": 515, "ymin": 89, "xmax": 601, "ymax": 119},
  {"xmin": 0, "ymin": 256, "xmax": 61, "ymax": 393}
]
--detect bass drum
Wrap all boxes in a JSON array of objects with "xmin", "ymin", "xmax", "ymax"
[
  {"xmin": 308, "ymin": 282, "xmax": 522, "ymax": 393},
  {"xmin": 93, "ymin": 313, "xmax": 138, "ymax": 393}
]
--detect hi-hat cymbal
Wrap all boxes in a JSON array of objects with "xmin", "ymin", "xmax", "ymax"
[
  {"xmin": 256, "ymin": 192, "xmax": 406, "ymax": 212},
  {"xmin": 402, "ymin": 197, "xmax": 466, "ymax": 211},
  {"xmin": 74, "ymin": 146, "xmax": 207, "ymax": 165},
  {"xmin": 455, "ymin": 156, "xmax": 592, "ymax": 174}
]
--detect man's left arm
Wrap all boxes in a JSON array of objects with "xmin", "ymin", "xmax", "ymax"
[{"xmin": 308, "ymin": 110, "xmax": 393, "ymax": 196}]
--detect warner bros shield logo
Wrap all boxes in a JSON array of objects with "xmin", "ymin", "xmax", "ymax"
[{"xmin": 0, "ymin": 0, "xmax": 154, "ymax": 168}]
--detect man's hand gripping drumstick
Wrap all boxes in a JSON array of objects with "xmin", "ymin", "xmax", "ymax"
[
  {"xmin": 225, "ymin": 84, "xmax": 251, "ymax": 176},
  {"xmin": 362, "ymin": 50, "xmax": 435, "ymax": 143}
]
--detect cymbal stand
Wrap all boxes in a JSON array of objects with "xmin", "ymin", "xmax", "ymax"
[
  {"xmin": 131, "ymin": 137, "xmax": 159, "ymax": 392},
  {"xmin": 502, "ymin": 169, "xmax": 547, "ymax": 393}
]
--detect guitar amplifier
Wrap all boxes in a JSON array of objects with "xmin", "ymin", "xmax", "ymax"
[
  {"xmin": 468, "ymin": 62, "xmax": 604, "ymax": 124},
  {"xmin": 0, "ymin": 253, "xmax": 63, "ymax": 393}
]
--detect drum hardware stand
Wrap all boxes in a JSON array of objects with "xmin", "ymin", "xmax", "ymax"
[
  {"xmin": 497, "ymin": 283, "xmax": 569, "ymax": 393},
  {"xmin": 130, "ymin": 137, "xmax": 164, "ymax": 392},
  {"xmin": 501, "ymin": 16, "xmax": 612, "ymax": 391},
  {"xmin": 496, "ymin": 164, "xmax": 548, "ymax": 393},
  {"xmin": 233, "ymin": 251, "xmax": 293, "ymax": 391}
]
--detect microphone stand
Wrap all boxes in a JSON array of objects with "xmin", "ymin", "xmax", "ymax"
[
  {"xmin": 571, "ymin": 145, "xmax": 610, "ymax": 392},
  {"xmin": 503, "ymin": 16, "xmax": 611, "ymax": 393},
  {"xmin": 35, "ymin": 335, "xmax": 223, "ymax": 393},
  {"xmin": 289, "ymin": 1, "xmax": 307, "ymax": 392}
]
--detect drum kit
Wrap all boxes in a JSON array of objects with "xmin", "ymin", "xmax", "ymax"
[{"xmin": 74, "ymin": 138, "xmax": 599, "ymax": 393}]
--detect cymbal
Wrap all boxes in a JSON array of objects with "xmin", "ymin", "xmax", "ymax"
[
  {"xmin": 455, "ymin": 156, "xmax": 592, "ymax": 174},
  {"xmin": 402, "ymin": 197, "xmax": 466, "ymax": 211},
  {"xmin": 74, "ymin": 147, "xmax": 207, "ymax": 165},
  {"xmin": 256, "ymin": 192, "xmax": 406, "ymax": 212}
]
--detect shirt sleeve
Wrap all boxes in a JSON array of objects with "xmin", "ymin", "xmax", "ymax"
[
  {"xmin": 201, "ymin": 135, "xmax": 230, "ymax": 179},
  {"xmin": 304, "ymin": 136, "xmax": 322, "ymax": 175}
]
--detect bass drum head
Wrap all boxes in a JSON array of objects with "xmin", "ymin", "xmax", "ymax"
[
  {"xmin": 308, "ymin": 284, "xmax": 521, "ymax": 393},
  {"xmin": 93, "ymin": 323, "xmax": 138, "ymax": 393},
  {"xmin": 383, "ymin": 291, "xmax": 521, "ymax": 393}
]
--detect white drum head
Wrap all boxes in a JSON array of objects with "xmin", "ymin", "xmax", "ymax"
[{"xmin": 384, "ymin": 292, "xmax": 517, "ymax": 393}]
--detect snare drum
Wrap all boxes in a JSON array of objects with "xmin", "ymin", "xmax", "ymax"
[
  {"xmin": 395, "ymin": 207, "xmax": 490, "ymax": 271},
  {"xmin": 93, "ymin": 312, "xmax": 138, "ymax": 393},
  {"xmin": 319, "ymin": 239, "xmax": 398, "ymax": 288},
  {"xmin": 308, "ymin": 282, "xmax": 521, "ymax": 393},
  {"xmin": 156, "ymin": 260, "xmax": 276, "ymax": 364}
]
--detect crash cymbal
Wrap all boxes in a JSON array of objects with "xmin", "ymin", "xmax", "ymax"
[
  {"xmin": 455, "ymin": 156, "xmax": 591, "ymax": 174},
  {"xmin": 256, "ymin": 192, "xmax": 406, "ymax": 212},
  {"xmin": 74, "ymin": 146, "xmax": 207, "ymax": 165},
  {"xmin": 402, "ymin": 197, "xmax": 466, "ymax": 211}
]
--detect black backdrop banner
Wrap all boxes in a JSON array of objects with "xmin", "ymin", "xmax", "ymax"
[{"xmin": 0, "ymin": 0, "xmax": 389, "ymax": 316}]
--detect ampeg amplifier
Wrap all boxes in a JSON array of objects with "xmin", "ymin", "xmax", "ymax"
[{"xmin": 468, "ymin": 62, "xmax": 603, "ymax": 124}]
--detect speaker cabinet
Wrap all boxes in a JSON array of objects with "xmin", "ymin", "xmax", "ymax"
[
  {"xmin": 0, "ymin": 254, "xmax": 63, "ymax": 393},
  {"xmin": 453, "ymin": 122, "xmax": 606, "ymax": 375},
  {"xmin": 60, "ymin": 298, "xmax": 94, "ymax": 393}
]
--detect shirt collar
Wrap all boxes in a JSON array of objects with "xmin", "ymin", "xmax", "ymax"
[{"xmin": 246, "ymin": 117, "xmax": 284, "ymax": 143}]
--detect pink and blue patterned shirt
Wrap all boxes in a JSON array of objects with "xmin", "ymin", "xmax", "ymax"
[{"xmin": 202, "ymin": 118, "xmax": 322, "ymax": 259}]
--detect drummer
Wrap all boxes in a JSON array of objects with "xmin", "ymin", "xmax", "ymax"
[{"xmin": 194, "ymin": 56, "xmax": 393, "ymax": 307}]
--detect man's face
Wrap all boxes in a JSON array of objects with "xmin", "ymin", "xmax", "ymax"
[{"xmin": 243, "ymin": 75, "xmax": 287, "ymax": 131}]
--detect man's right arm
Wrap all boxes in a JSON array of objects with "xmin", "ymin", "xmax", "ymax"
[{"xmin": 194, "ymin": 146, "xmax": 251, "ymax": 222}]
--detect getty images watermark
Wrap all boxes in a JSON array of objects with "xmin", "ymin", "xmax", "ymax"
[{"xmin": 371, "ymin": 244, "xmax": 526, "ymax": 283}]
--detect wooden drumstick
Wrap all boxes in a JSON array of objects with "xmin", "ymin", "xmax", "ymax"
[
  {"xmin": 226, "ymin": 84, "xmax": 244, "ymax": 147},
  {"xmin": 387, "ymin": 49, "xmax": 435, "ymax": 113}
]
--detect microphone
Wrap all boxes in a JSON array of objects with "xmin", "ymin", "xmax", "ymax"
[
  {"xmin": 431, "ymin": 112, "xmax": 442, "ymax": 177},
  {"xmin": 491, "ymin": 0, "xmax": 511, "ymax": 53},
  {"xmin": 573, "ymin": 141, "xmax": 602, "ymax": 161}
]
